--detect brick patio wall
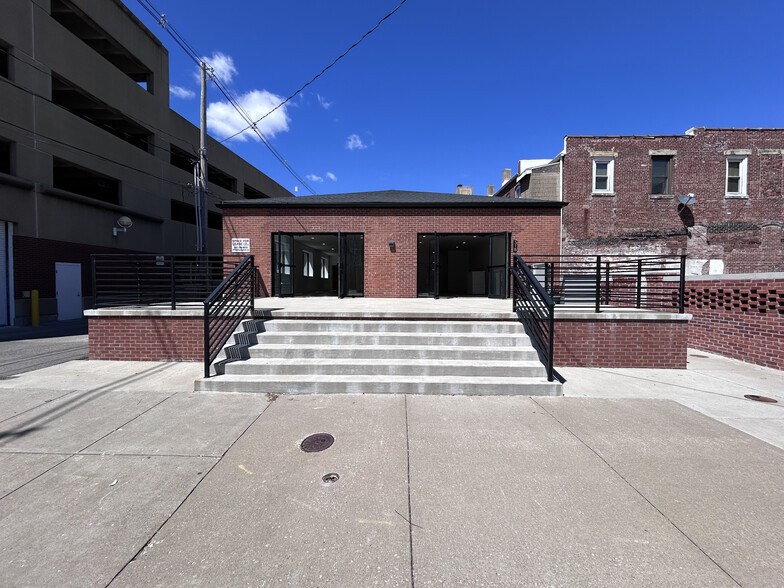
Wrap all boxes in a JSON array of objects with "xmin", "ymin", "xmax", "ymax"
[
  {"xmin": 223, "ymin": 206, "xmax": 562, "ymax": 298},
  {"xmin": 553, "ymin": 317, "xmax": 688, "ymax": 368},
  {"xmin": 682, "ymin": 274, "xmax": 784, "ymax": 370},
  {"xmin": 88, "ymin": 316, "xmax": 202, "ymax": 361}
]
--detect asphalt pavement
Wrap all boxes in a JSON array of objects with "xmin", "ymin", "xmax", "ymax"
[
  {"xmin": 0, "ymin": 319, "xmax": 88, "ymax": 378},
  {"xmin": 0, "ymin": 350, "xmax": 781, "ymax": 586}
]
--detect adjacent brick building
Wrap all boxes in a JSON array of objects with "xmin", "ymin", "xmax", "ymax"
[{"xmin": 498, "ymin": 128, "xmax": 784, "ymax": 275}]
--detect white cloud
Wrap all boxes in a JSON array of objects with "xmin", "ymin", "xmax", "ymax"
[
  {"xmin": 316, "ymin": 94, "xmax": 332, "ymax": 110},
  {"xmin": 326, "ymin": 172, "xmax": 337, "ymax": 181},
  {"xmin": 170, "ymin": 85, "xmax": 195, "ymax": 99},
  {"xmin": 202, "ymin": 51, "xmax": 238, "ymax": 84},
  {"xmin": 306, "ymin": 174, "xmax": 324, "ymax": 182},
  {"xmin": 346, "ymin": 134, "xmax": 367, "ymax": 151},
  {"xmin": 208, "ymin": 90, "xmax": 290, "ymax": 141}
]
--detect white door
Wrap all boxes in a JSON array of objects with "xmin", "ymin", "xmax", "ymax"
[
  {"xmin": 0, "ymin": 222, "xmax": 9, "ymax": 326},
  {"xmin": 56, "ymin": 262, "xmax": 82, "ymax": 320}
]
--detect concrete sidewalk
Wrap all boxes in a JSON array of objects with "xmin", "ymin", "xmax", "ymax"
[{"xmin": 0, "ymin": 351, "xmax": 782, "ymax": 586}]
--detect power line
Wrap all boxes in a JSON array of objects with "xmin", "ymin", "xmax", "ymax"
[
  {"xmin": 136, "ymin": 0, "xmax": 317, "ymax": 193},
  {"xmin": 2, "ymin": 50, "xmax": 200, "ymax": 157},
  {"xmin": 218, "ymin": 0, "xmax": 409, "ymax": 144},
  {"xmin": 0, "ymin": 115, "xmax": 226, "ymax": 206}
]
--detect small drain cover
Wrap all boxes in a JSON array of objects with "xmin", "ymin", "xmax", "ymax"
[
  {"xmin": 301, "ymin": 433, "xmax": 335, "ymax": 452},
  {"xmin": 744, "ymin": 394, "xmax": 778, "ymax": 403},
  {"xmin": 322, "ymin": 473, "xmax": 340, "ymax": 485}
]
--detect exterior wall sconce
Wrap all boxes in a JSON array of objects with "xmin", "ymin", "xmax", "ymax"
[
  {"xmin": 388, "ymin": 238, "xmax": 396, "ymax": 252},
  {"xmin": 113, "ymin": 216, "xmax": 133, "ymax": 237}
]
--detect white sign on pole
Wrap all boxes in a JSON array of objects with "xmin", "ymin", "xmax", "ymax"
[{"xmin": 231, "ymin": 238, "xmax": 250, "ymax": 253}]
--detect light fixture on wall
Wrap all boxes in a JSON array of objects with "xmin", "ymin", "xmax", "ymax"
[
  {"xmin": 388, "ymin": 238, "xmax": 396, "ymax": 252},
  {"xmin": 113, "ymin": 216, "xmax": 133, "ymax": 237}
]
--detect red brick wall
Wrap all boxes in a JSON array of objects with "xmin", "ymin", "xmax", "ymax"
[
  {"xmin": 88, "ymin": 316, "xmax": 202, "ymax": 361},
  {"xmin": 683, "ymin": 275, "xmax": 784, "ymax": 370},
  {"xmin": 562, "ymin": 129, "xmax": 784, "ymax": 273},
  {"xmin": 553, "ymin": 318, "xmax": 688, "ymax": 368},
  {"xmin": 223, "ymin": 207, "xmax": 562, "ymax": 298}
]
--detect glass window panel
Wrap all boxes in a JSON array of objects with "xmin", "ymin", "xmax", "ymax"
[
  {"xmin": 595, "ymin": 177, "xmax": 608, "ymax": 191},
  {"xmin": 652, "ymin": 178, "xmax": 666, "ymax": 194},
  {"xmin": 728, "ymin": 160, "xmax": 740, "ymax": 176},
  {"xmin": 727, "ymin": 177, "xmax": 740, "ymax": 193},
  {"xmin": 595, "ymin": 162, "xmax": 608, "ymax": 175}
]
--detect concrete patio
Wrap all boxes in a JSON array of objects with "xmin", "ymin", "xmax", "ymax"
[{"xmin": 0, "ymin": 349, "xmax": 782, "ymax": 586}]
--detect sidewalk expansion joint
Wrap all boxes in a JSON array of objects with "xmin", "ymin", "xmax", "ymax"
[
  {"xmin": 531, "ymin": 398, "xmax": 743, "ymax": 588},
  {"xmin": 404, "ymin": 395, "xmax": 416, "ymax": 588},
  {"xmin": 106, "ymin": 398, "xmax": 275, "ymax": 586}
]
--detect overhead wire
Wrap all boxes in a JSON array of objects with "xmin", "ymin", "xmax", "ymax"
[
  {"xmin": 2, "ymin": 49, "xmax": 201, "ymax": 157},
  {"xmin": 136, "ymin": 0, "xmax": 318, "ymax": 193},
  {"xmin": 218, "ymin": 0, "xmax": 410, "ymax": 144}
]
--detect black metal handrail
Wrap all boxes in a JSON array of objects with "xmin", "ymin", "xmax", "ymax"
[
  {"xmin": 523, "ymin": 254, "xmax": 686, "ymax": 313},
  {"xmin": 92, "ymin": 254, "xmax": 245, "ymax": 309},
  {"xmin": 511, "ymin": 255, "xmax": 555, "ymax": 382},
  {"xmin": 204, "ymin": 255, "xmax": 255, "ymax": 378}
]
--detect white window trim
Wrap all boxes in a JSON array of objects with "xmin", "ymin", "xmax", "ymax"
[
  {"xmin": 303, "ymin": 251, "xmax": 313, "ymax": 277},
  {"xmin": 320, "ymin": 257, "xmax": 329, "ymax": 279},
  {"xmin": 725, "ymin": 156, "xmax": 748, "ymax": 197},
  {"xmin": 592, "ymin": 157, "xmax": 615, "ymax": 195}
]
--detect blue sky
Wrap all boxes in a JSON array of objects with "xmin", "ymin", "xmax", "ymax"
[{"xmin": 128, "ymin": 0, "xmax": 784, "ymax": 196}]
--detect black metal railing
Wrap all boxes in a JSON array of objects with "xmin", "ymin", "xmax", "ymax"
[
  {"xmin": 203, "ymin": 255, "xmax": 255, "ymax": 378},
  {"xmin": 523, "ymin": 255, "xmax": 686, "ymax": 313},
  {"xmin": 92, "ymin": 254, "xmax": 245, "ymax": 309},
  {"xmin": 511, "ymin": 255, "xmax": 555, "ymax": 382}
]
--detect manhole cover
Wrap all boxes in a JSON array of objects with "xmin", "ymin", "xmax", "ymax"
[
  {"xmin": 744, "ymin": 395, "xmax": 778, "ymax": 403},
  {"xmin": 322, "ymin": 473, "xmax": 340, "ymax": 485},
  {"xmin": 301, "ymin": 433, "xmax": 334, "ymax": 452}
]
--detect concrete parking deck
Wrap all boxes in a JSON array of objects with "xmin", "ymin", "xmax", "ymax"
[{"xmin": 0, "ymin": 351, "xmax": 781, "ymax": 586}]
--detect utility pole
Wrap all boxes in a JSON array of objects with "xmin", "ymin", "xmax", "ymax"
[{"xmin": 195, "ymin": 61, "xmax": 209, "ymax": 254}]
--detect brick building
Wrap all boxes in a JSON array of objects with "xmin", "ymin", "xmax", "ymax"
[
  {"xmin": 221, "ymin": 191, "xmax": 565, "ymax": 298},
  {"xmin": 497, "ymin": 128, "xmax": 784, "ymax": 275},
  {"xmin": 0, "ymin": 0, "xmax": 291, "ymax": 326}
]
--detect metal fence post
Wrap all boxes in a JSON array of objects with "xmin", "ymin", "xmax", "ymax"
[
  {"xmin": 679, "ymin": 255, "xmax": 686, "ymax": 313},
  {"xmin": 636, "ymin": 259, "xmax": 642, "ymax": 308},
  {"xmin": 91, "ymin": 256, "xmax": 98, "ymax": 309},
  {"xmin": 595, "ymin": 256, "xmax": 602, "ymax": 313},
  {"xmin": 170, "ymin": 257, "xmax": 176, "ymax": 310},
  {"xmin": 250, "ymin": 255, "xmax": 255, "ymax": 311}
]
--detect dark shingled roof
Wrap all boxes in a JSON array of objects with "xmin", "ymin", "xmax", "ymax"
[{"xmin": 219, "ymin": 190, "xmax": 567, "ymax": 209}]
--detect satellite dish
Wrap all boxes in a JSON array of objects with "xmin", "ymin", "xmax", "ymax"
[{"xmin": 677, "ymin": 193, "xmax": 696, "ymax": 206}]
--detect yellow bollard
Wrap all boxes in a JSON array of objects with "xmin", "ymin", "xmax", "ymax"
[{"xmin": 31, "ymin": 289, "xmax": 39, "ymax": 327}]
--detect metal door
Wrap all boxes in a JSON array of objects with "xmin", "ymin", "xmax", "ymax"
[
  {"xmin": 55, "ymin": 262, "xmax": 83, "ymax": 320},
  {"xmin": 0, "ymin": 222, "xmax": 10, "ymax": 326},
  {"xmin": 338, "ymin": 233, "xmax": 364, "ymax": 298},
  {"xmin": 272, "ymin": 232, "xmax": 294, "ymax": 296},
  {"xmin": 488, "ymin": 232, "xmax": 510, "ymax": 298}
]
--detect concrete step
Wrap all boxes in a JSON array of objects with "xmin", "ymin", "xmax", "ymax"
[
  {"xmin": 222, "ymin": 358, "xmax": 547, "ymax": 378},
  {"xmin": 245, "ymin": 344, "xmax": 540, "ymax": 362},
  {"xmin": 195, "ymin": 374, "xmax": 562, "ymax": 396},
  {"xmin": 250, "ymin": 331, "xmax": 531, "ymax": 347},
  {"xmin": 259, "ymin": 320, "xmax": 524, "ymax": 334}
]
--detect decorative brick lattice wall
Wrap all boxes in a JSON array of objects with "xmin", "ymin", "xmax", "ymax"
[{"xmin": 683, "ymin": 276, "xmax": 784, "ymax": 370}]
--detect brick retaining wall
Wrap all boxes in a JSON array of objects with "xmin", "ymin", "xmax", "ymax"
[
  {"xmin": 88, "ymin": 316, "xmax": 202, "ymax": 361},
  {"xmin": 553, "ymin": 316, "xmax": 688, "ymax": 368}
]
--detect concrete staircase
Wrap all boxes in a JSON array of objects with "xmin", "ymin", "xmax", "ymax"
[{"xmin": 195, "ymin": 314, "xmax": 562, "ymax": 396}]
